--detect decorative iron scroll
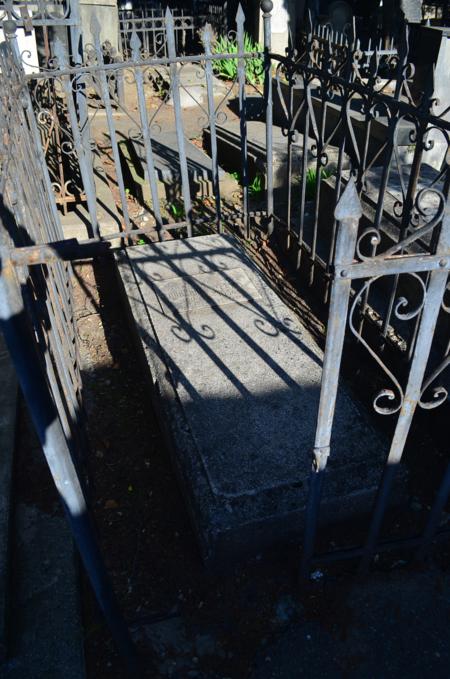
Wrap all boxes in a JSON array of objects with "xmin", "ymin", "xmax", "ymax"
[
  {"xmin": 269, "ymin": 11, "xmax": 449, "ymax": 376},
  {"xmin": 0, "ymin": 0, "xmax": 74, "ymax": 25}
]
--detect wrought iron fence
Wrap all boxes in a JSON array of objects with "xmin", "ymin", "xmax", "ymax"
[
  {"xmin": 1, "ymin": 0, "xmax": 450, "ymax": 665},
  {"xmin": 0, "ymin": 0, "xmax": 76, "ymax": 27},
  {"xmin": 0, "ymin": 0, "xmax": 89, "ymax": 214},
  {"xmin": 119, "ymin": 6, "xmax": 226, "ymax": 58},
  {"xmin": 0, "ymin": 19, "xmax": 138, "ymax": 671},
  {"xmin": 16, "ymin": 5, "xmax": 266, "ymax": 242},
  {"xmin": 272, "ymin": 17, "xmax": 449, "ymax": 360}
]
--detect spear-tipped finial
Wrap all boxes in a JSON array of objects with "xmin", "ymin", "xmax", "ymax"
[
  {"xmin": 53, "ymin": 36, "xmax": 68, "ymax": 67},
  {"xmin": 202, "ymin": 22, "xmax": 214, "ymax": 49},
  {"xmin": 130, "ymin": 29, "xmax": 141, "ymax": 56},
  {"xmin": 235, "ymin": 3, "xmax": 245, "ymax": 25},
  {"xmin": 90, "ymin": 13, "xmax": 101, "ymax": 40},
  {"xmin": 334, "ymin": 177, "xmax": 362, "ymax": 222}
]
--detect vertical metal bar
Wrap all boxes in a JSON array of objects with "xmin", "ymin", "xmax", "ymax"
[
  {"xmin": 324, "ymin": 27, "xmax": 354, "ymax": 302},
  {"xmin": 165, "ymin": 6, "xmax": 193, "ymax": 237},
  {"xmin": 262, "ymin": 0, "xmax": 274, "ymax": 236},
  {"xmin": 309, "ymin": 31, "xmax": 331, "ymax": 288},
  {"xmin": 144, "ymin": 15, "xmax": 150, "ymax": 56},
  {"xmin": 114, "ymin": 53, "xmax": 126, "ymax": 109},
  {"xmin": 181, "ymin": 8, "xmax": 186, "ymax": 54},
  {"xmin": 359, "ymin": 208, "xmax": 450, "ymax": 573},
  {"xmin": 236, "ymin": 4, "xmax": 249, "ymax": 237},
  {"xmin": 90, "ymin": 16, "xmax": 132, "ymax": 233},
  {"xmin": 202, "ymin": 22, "xmax": 222, "ymax": 233},
  {"xmin": 69, "ymin": 0, "xmax": 96, "ymax": 198},
  {"xmin": 300, "ymin": 179, "xmax": 362, "ymax": 578},
  {"xmin": 0, "ymin": 250, "xmax": 138, "ymax": 673},
  {"xmin": 297, "ymin": 90, "xmax": 311, "ymax": 271},
  {"xmin": 415, "ymin": 336, "xmax": 450, "ymax": 557},
  {"xmin": 357, "ymin": 27, "xmax": 409, "ymax": 335},
  {"xmin": 130, "ymin": 30, "xmax": 164, "ymax": 238},
  {"xmin": 53, "ymin": 38, "xmax": 100, "ymax": 239},
  {"xmin": 285, "ymin": 46, "xmax": 294, "ymax": 248}
]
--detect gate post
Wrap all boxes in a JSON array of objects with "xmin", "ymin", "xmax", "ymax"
[
  {"xmin": 300, "ymin": 178, "xmax": 362, "ymax": 578},
  {"xmin": 261, "ymin": 0, "xmax": 274, "ymax": 236}
]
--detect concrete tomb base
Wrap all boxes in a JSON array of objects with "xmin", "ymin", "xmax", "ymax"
[{"xmin": 117, "ymin": 234, "xmax": 401, "ymax": 563}]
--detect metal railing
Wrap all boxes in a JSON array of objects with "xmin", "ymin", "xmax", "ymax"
[
  {"xmin": 1, "ymin": 0, "xmax": 450, "ymax": 665},
  {"xmin": 119, "ymin": 6, "xmax": 226, "ymax": 57},
  {"xmin": 302, "ymin": 177, "xmax": 450, "ymax": 575},
  {"xmin": 17, "ymin": 5, "xmax": 265, "ymax": 242},
  {"xmin": 0, "ymin": 0, "xmax": 76, "ymax": 27},
  {"xmin": 272, "ymin": 18, "xmax": 449, "ymax": 359},
  {"xmin": 0, "ymin": 0, "xmax": 89, "ymax": 215}
]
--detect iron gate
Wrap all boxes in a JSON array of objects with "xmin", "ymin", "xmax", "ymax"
[{"xmin": 1, "ymin": 0, "xmax": 450, "ymax": 665}]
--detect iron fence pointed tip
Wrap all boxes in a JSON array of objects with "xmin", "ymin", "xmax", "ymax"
[
  {"xmin": 53, "ymin": 36, "xmax": 67, "ymax": 65},
  {"xmin": 90, "ymin": 12, "xmax": 101, "ymax": 40},
  {"xmin": 130, "ymin": 29, "xmax": 141, "ymax": 54},
  {"xmin": 202, "ymin": 22, "xmax": 213, "ymax": 45},
  {"xmin": 236, "ymin": 3, "xmax": 245, "ymax": 25},
  {"xmin": 334, "ymin": 177, "xmax": 362, "ymax": 221}
]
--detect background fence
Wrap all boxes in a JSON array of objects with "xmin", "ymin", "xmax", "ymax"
[{"xmin": 119, "ymin": 5, "xmax": 226, "ymax": 57}]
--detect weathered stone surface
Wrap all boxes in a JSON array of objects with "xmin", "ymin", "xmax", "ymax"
[
  {"xmin": 401, "ymin": 0, "xmax": 423, "ymax": 23},
  {"xmin": 117, "ymin": 234, "xmax": 398, "ymax": 562}
]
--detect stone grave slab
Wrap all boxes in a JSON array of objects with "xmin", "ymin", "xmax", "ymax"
[{"xmin": 117, "ymin": 234, "xmax": 396, "ymax": 563}]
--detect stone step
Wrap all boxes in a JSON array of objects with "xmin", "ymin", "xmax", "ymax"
[
  {"xmin": 0, "ymin": 333, "xmax": 18, "ymax": 660},
  {"xmin": 116, "ymin": 234, "xmax": 405, "ymax": 564},
  {"xmin": 203, "ymin": 120, "xmax": 349, "ymax": 189},
  {"xmin": 119, "ymin": 132, "xmax": 239, "ymax": 205}
]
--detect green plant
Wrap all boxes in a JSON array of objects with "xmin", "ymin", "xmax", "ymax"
[
  {"xmin": 212, "ymin": 33, "xmax": 264, "ymax": 86},
  {"xmin": 305, "ymin": 167, "xmax": 334, "ymax": 201},
  {"xmin": 167, "ymin": 200, "xmax": 185, "ymax": 219},
  {"xmin": 248, "ymin": 172, "xmax": 264, "ymax": 197}
]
